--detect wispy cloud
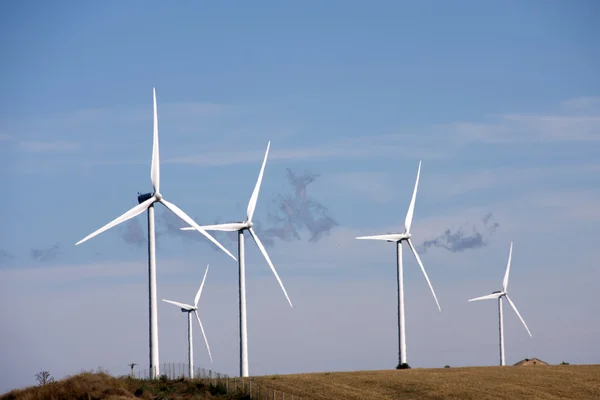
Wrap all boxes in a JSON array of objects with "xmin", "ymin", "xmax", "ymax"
[
  {"xmin": 166, "ymin": 140, "xmax": 438, "ymax": 167},
  {"xmin": 30, "ymin": 244, "xmax": 61, "ymax": 262},
  {"xmin": 19, "ymin": 140, "xmax": 81, "ymax": 153},
  {"xmin": 428, "ymin": 163, "xmax": 600, "ymax": 198},
  {"xmin": 560, "ymin": 96, "xmax": 600, "ymax": 112},
  {"xmin": 418, "ymin": 213, "xmax": 500, "ymax": 254},
  {"xmin": 0, "ymin": 250, "xmax": 14, "ymax": 264},
  {"xmin": 448, "ymin": 97, "xmax": 600, "ymax": 144}
]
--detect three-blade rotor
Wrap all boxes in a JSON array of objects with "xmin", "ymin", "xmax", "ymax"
[
  {"xmin": 355, "ymin": 161, "xmax": 440, "ymax": 311},
  {"xmin": 180, "ymin": 141, "xmax": 293, "ymax": 308},
  {"xmin": 74, "ymin": 88, "xmax": 236, "ymax": 262},
  {"xmin": 162, "ymin": 264, "xmax": 213, "ymax": 362},
  {"xmin": 468, "ymin": 242, "xmax": 532, "ymax": 337}
]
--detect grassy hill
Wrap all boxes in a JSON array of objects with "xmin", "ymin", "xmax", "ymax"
[
  {"xmin": 3, "ymin": 365, "xmax": 600, "ymax": 400},
  {"xmin": 0, "ymin": 372, "xmax": 249, "ymax": 400},
  {"xmin": 252, "ymin": 365, "xmax": 600, "ymax": 400}
]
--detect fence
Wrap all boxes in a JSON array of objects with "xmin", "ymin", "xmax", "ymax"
[{"xmin": 132, "ymin": 362, "xmax": 304, "ymax": 400}]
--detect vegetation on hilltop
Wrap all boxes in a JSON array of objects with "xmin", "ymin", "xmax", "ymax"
[{"xmin": 1, "ymin": 372, "xmax": 250, "ymax": 400}]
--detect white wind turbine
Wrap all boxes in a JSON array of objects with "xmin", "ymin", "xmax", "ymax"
[
  {"xmin": 163, "ymin": 264, "xmax": 213, "ymax": 379},
  {"xmin": 180, "ymin": 141, "xmax": 293, "ymax": 378},
  {"xmin": 75, "ymin": 88, "xmax": 236, "ymax": 379},
  {"xmin": 355, "ymin": 161, "xmax": 441, "ymax": 368},
  {"xmin": 468, "ymin": 241, "xmax": 532, "ymax": 366}
]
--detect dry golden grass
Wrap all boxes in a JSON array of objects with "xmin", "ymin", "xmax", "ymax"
[
  {"xmin": 0, "ymin": 372, "xmax": 246, "ymax": 400},
  {"xmin": 253, "ymin": 364, "xmax": 600, "ymax": 400},
  {"xmin": 4, "ymin": 365, "xmax": 600, "ymax": 400}
]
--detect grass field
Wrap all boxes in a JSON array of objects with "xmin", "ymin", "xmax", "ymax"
[
  {"xmin": 3, "ymin": 365, "xmax": 600, "ymax": 400},
  {"xmin": 252, "ymin": 365, "xmax": 600, "ymax": 400}
]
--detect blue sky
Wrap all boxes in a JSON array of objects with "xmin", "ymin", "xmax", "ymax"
[{"xmin": 1, "ymin": 0, "xmax": 600, "ymax": 393}]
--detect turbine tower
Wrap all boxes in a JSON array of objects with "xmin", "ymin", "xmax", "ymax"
[
  {"xmin": 75, "ymin": 88, "xmax": 236, "ymax": 379},
  {"xmin": 355, "ymin": 161, "xmax": 441, "ymax": 368},
  {"xmin": 162, "ymin": 264, "xmax": 213, "ymax": 379},
  {"xmin": 180, "ymin": 141, "xmax": 293, "ymax": 377},
  {"xmin": 468, "ymin": 241, "xmax": 532, "ymax": 366}
]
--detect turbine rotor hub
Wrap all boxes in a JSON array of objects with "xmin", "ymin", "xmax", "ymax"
[{"xmin": 154, "ymin": 192, "xmax": 162, "ymax": 201}]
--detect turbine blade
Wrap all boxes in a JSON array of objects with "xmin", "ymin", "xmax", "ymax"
[
  {"xmin": 246, "ymin": 141, "xmax": 270, "ymax": 221},
  {"xmin": 162, "ymin": 299, "xmax": 194, "ymax": 310},
  {"xmin": 160, "ymin": 199, "xmax": 237, "ymax": 261},
  {"xmin": 404, "ymin": 160, "xmax": 421, "ymax": 233},
  {"xmin": 151, "ymin": 88, "xmax": 160, "ymax": 193},
  {"xmin": 194, "ymin": 310, "xmax": 213, "ymax": 363},
  {"xmin": 505, "ymin": 295, "xmax": 532, "ymax": 337},
  {"xmin": 407, "ymin": 238, "xmax": 441, "ymax": 311},
  {"xmin": 355, "ymin": 234, "xmax": 403, "ymax": 241},
  {"xmin": 75, "ymin": 196, "xmax": 155, "ymax": 246},
  {"xmin": 468, "ymin": 292, "xmax": 503, "ymax": 302},
  {"xmin": 503, "ymin": 241, "xmax": 513, "ymax": 292},
  {"xmin": 248, "ymin": 227, "xmax": 293, "ymax": 308},
  {"xmin": 194, "ymin": 264, "xmax": 210, "ymax": 307},
  {"xmin": 181, "ymin": 222, "xmax": 246, "ymax": 232}
]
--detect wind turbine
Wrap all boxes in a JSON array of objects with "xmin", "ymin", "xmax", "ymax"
[
  {"xmin": 180, "ymin": 141, "xmax": 293, "ymax": 378},
  {"xmin": 355, "ymin": 161, "xmax": 440, "ymax": 368},
  {"xmin": 75, "ymin": 88, "xmax": 236, "ymax": 379},
  {"xmin": 468, "ymin": 241, "xmax": 532, "ymax": 366},
  {"xmin": 128, "ymin": 363, "xmax": 136, "ymax": 378},
  {"xmin": 162, "ymin": 264, "xmax": 213, "ymax": 379}
]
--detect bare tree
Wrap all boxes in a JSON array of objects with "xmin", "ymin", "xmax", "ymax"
[{"xmin": 35, "ymin": 370, "xmax": 54, "ymax": 386}]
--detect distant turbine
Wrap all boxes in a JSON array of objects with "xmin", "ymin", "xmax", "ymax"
[
  {"xmin": 355, "ymin": 161, "xmax": 441, "ymax": 367},
  {"xmin": 468, "ymin": 242, "xmax": 532, "ymax": 366},
  {"xmin": 128, "ymin": 363, "xmax": 136, "ymax": 378},
  {"xmin": 75, "ymin": 88, "xmax": 236, "ymax": 379},
  {"xmin": 162, "ymin": 264, "xmax": 213, "ymax": 379},
  {"xmin": 180, "ymin": 141, "xmax": 293, "ymax": 378}
]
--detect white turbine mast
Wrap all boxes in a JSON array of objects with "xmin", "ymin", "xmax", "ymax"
[
  {"xmin": 75, "ymin": 88, "xmax": 236, "ymax": 379},
  {"xmin": 468, "ymin": 241, "xmax": 532, "ymax": 366},
  {"xmin": 180, "ymin": 141, "xmax": 292, "ymax": 378},
  {"xmin": 355, "ymin": 160, "xmax": 441, "ymax": 368},
  {"xmin": 162, "ymin": 264, "xmax": 213, "ymax": 379}
]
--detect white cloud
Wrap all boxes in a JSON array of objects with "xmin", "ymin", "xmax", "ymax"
[
  {"xmin": 427, "ymin": 163, "xmax": 600, "ymax": 198},
  {"xmin": 165, "ymin": 139, "xmax": 441, "ymax": 167},
  {"xmin": 447, "ymin": 111, "xmax": 600, "ymax": 144},
  {"xmin": 560, "ymin": 96, "xmax": 600, "ymax": 112}
]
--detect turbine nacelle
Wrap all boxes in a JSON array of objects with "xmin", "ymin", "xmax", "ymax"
[{"xmin": 137, "ymin": 192, "xmax": 153, "ymax": 204}]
